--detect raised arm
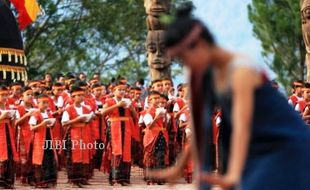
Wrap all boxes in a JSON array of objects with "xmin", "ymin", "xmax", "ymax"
[
  {"xmin": 15, "ymin": 110, "xmax": 35, "ymax": 126},
  {"xmin": 101, "ymin": 102, "xmax": 124, "ymax": 116},
  {"xmin": 30, "ymin": 119, "xmax": 48, "ymax": 131}
]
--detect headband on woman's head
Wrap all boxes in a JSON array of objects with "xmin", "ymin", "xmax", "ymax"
[{"xmin": 167, "ymin": 24, "xmax": 203, "ymax": 57}]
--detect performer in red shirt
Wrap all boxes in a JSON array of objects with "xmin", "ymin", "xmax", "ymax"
[
  {"xmin": 29, "ymin": 94, "xmax": 57, "ymax": 188},
  {"xmin": 62, "ymin": 86, "xmax": 93, "ymax": 188},
  {"xmin": 288, "ymin": 80, "xmax": 304, "ymax": 107},
  {"xmin": 0, "ymin": 86, "xmax": 19, "ymax": 189},
  {"xmin": 101, "ymin": 81, "xmax": 137, "ymax": 186},
  {"xmin": 143, "ymin": 91, "xmax": 169, "ymax": 185}
]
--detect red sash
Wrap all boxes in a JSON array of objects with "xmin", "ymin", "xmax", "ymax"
[
  {"xmin": 32, "ymin": 111, "xmax": 58, "ymax": 165},
  {"xmin": 66, "ymin": 105, "xmax": 91, "ymax": 164},
  {"xmin": 289, "ymin": 95, "xmax": 299, "ymax": 107},
  {"xmin": 48, "ymin": 97, "xmax": 62, "ymax": 142},
  {"xmin": 143, "ymin": 107, "xmax": 169, "ymax": 149},
  {"xmin": 106, "ymin": 98, "xmax": 132, "ymax": 162},
  {"xmin": 16, "ymin": 105, "xmax": 33, "ymax": 156},
  {"xmin": 0, "ymin": 109, "xmax": 19, "ymax": 162}
]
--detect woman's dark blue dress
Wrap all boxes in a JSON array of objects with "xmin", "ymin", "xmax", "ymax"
[{"xmin": 197, "ymin": 56, "xmax": 310, "ymax": 190}]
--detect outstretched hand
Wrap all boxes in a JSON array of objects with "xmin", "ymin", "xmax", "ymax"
[
  {"xmin": 146, "ymin": 147, "xmax": 191, "ymax": 184},
  {"xmin": 146, "ymin": 164, "xmax": 183, "ymax": 184},
  {"xmin": 200, "ymin": 173, "xmax": 239, "ymax": 190}
]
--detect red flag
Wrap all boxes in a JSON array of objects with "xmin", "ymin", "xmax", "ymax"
[{"xmin": 10, "ymin": 0, "xmax": 41, "ymax": 30}]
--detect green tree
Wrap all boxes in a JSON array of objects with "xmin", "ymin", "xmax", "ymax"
[
  {"xmin": 21, "ymin": 0, "xmax": 190, "ymax": 84},
  {"xmin": 248, "ymin": 0, "xmax": 305, "ymax": 87}
]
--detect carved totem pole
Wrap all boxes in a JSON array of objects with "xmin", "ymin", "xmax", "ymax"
[
  {"xmin": 144, "ymin": 0, "xmax": 172, "ymax": 80},
  {"xmin": 301, "ymin": 0, "xmax": 310, "ymax": 81}
]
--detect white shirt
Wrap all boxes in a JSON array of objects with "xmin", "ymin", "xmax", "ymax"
[
  {"xmin": 57, "ymin": 96, "xmax": 64, "ymax": 108},
  {"xmin": 15, "ymin": 110, "xmax": 21, "ymax": 120},
  {"xmin": 29, "ymin": 111, "xmax": 49, "ymax": 125},
  {"xmin": 143, "ymin": 113, "xmax": 153, "ymax": 126},
  {"xmin": 144, "ymin": 96, "xmax": 149, "ymax": 110},
  {"xmin": 173, "ymin": 99, "xmax": 186, "ymax": 113},
  {"xmin": 61, "ymin": 106, "xmax": 84, "ymax": 123},
  {"xmin": 288, "ymin": 95, "xmax": 303, "ymax": 106},
  {"xmin": 173, "ymin": 103, "xmax": 180, "ymax": 112},
  {"xmin": 179, "ymin": 113, "xmax": 187, "ymax": 122},
  {"xmin": 138, "ymin": 115, "xmax": 144, "ymax": 125},
  {"xmin": 216, "ymin": 117, "xmax": 222, "ymax": 127}
]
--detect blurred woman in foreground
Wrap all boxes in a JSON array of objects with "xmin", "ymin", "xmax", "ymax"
[{"xmin": 147, "ymin": 4, "xmax": 310, "ymax": 190}]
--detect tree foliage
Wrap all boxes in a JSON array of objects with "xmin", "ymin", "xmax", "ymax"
[
  {"xmin": 20, "ymin": 0, "xmax": 190, "ymax": 84},
  {"xmin": 248, "ymin": 0, "xmax": 305, "ymax": 87}
]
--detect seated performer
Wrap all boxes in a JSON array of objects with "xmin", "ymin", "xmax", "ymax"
[
  {"xmin": 61, "ymin": 86, "xmax": 93, "ymax": 188},
  {"xmin": 29, "ymin": 94, "xmax": 57, "ymax": 188},
  {"xmin": 101, "ymin": 81, "xmax": 136, "ymax": 186},
  {"xmin": 143, "ymin": 91, "xmax": 169, "ymax": 185},
  {"xmin": 0, "ymin": 86, "xmax": 19, "ymax": 189}
]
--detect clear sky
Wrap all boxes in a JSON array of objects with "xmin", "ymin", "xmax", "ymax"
[
  {"xmin": 175, "ymin": 0, "xmax": 265, "ymax": 83},
  {"xmin": 192, "ymin": 0, "xmax": 263, "ymax": 61}
]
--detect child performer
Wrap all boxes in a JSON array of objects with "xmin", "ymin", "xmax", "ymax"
[
  {"xmin": 143, "ymin": 91, "xmax": 169, "ymax": 185},
  {"xmin": 29, "ymin": 94, "xmax": 58, "ymax": 188},
  {"xmin": 61, "ymin": 86, "xmax": 93, "ymax": 188},
  {"xmin": 91, "ymin": 84, "xmax": 106, "ymax": 170},
  {"xmin": 0, "ymin": 86, "xmax": 19, "ymax": 189},
  {"xmin": 101, "ymin": 81, "xmax": 136, "ymax": 186},
  {"xmin": 296, "ymin": 83, "xmax": 310, "ymax": 124},
  {"xmin": 288, "ymin": 80, "xmax": 304, "ymax": 107},
  {"xmin": 15, "ymin": 87, "xmax": 36, "ymax": 185}
]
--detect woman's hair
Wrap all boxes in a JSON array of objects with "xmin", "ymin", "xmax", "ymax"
[{"xmin": 165, "ymin": 3, "xmax": 215, "ymax": 48}]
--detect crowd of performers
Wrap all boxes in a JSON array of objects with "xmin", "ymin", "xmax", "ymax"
[
  {"xmin": 288, "ymin": 80, "xmax": 310, "ymax": 124},
  {"xmin": 0, "ymin": 72, "xmax": 196, "ymax": 188}
]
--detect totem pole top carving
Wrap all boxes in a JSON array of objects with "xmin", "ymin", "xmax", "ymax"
[
  {"xmin": 144, "ymin": 0, "xmax": 171, "ymax": 16},
  {"xmin": 301, "ymin": 0, "xmax": 310, "ymax": 52}
]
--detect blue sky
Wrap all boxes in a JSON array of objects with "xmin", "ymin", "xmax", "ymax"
[
  {"xmin": 174, "ymin": 0, "xmax": 271, "ymax": 83},
  {"xmin": 192, "ymin": 0, "xmax": 263, "ymax": 61}
]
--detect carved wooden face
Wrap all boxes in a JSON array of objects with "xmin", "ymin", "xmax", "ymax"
[
  {"xmin": 301, "ymin": 0, "xmax": 310, "ymax": 51},
  {"xmin": 144, "ymin": 0, "xmax": 171, "ymax": 16},
  {"xmin": 146, "ymin": 31, "xmax": 171, "ymax": 70}
]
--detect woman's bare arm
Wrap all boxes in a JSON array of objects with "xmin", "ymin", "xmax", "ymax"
[
  {"xmin": 201, "ymin": 67, "xmax": 261, "ymax": 189},
  {"xmin": 226, "ymin": 67, "xmax": 258, "ymax": 180}
]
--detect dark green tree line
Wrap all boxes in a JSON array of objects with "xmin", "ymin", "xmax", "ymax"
[
  {"xmin": 248, "ymin": 0, "xmax": 305, "ymax": 88},
  {"xmin": 20, "ymin": 0, "xmax": 190, "ymax": 84}
]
